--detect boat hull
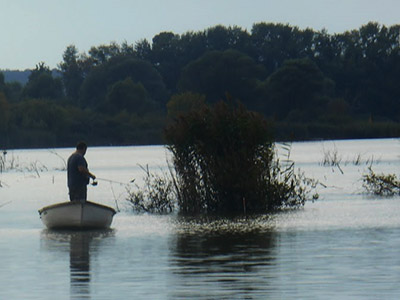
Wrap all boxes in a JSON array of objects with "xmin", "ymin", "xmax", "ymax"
[{"xmin": 39, "ymin": 201, "xmax": 116, "ymax": 229}]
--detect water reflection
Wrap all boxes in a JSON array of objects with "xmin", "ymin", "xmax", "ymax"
[
  {"xmin": 168, "ymin": 216, "xmax": 278, "ymax": 299},
  {"xmin": 69, "ymin": 233, "xmax": 91, "ymax": 299},
  {"xmin": 41, "ymin": 229, "xmax": 114, "ymax": 300}
]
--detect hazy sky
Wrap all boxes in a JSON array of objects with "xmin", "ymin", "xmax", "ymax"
[{"xmin": 0, "ymin": 0, "xmax": 399, "ymax": 70}]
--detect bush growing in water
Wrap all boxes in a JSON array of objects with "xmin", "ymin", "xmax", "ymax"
[
  {"xmin": 127, "ymin": 165, "xmax": 175, "ymax": 214},
  {"xmin": 362, "ymin": 167, "xmax": 400, "ymax": 196},
  {"xmin": 163, "ymin": 101, "xmax": 318, "ymax": 214}
]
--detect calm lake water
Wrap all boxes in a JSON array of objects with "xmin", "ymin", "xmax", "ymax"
[{"xmin": 0, "ymin": 139, "xmax": 399, "ymax": 299}]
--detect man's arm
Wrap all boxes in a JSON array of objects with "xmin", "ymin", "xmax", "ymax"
[{"xmin": 78, "ymin": 165, "xmax": 96, "ymax": 179}]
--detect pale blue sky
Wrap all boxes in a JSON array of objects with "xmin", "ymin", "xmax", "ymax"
[{"xmin": 0, "ymin": 0, "xmax": 399, "ymax": 70}]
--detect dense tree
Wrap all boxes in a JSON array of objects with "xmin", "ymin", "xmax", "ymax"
[
  {"xmin": 0, "ymin": 93, "xmax": 10, "ymax": 145},
  {"xmin": 88, "ymin": 42, "xmax": 122, "ymax": 66},
  {"xmin": 205, "ymin": 25, "xmax": 251, "ymax": 53},
  {"xmin": 178, "ymin": 31, "xmax": 207, "ymax": 61},
  {"xmin": 106, "ymin": 77, "xmax": 154, "ymax": 115},
  {"xmin": 166, "ymin": 92, "xmax": 206, "ymax": 119},
  {"xmin": 151, "ymin": 32, "xmax": 182, "ymax": 92},
  {"xmin": 250, "ymin": 23, "xmax": 314, "ymax": 74},
  {"xmin": 59, "ymin": 45, "xmax": 85, "ymax": 102},
  {"xmin": 0, "ymin": 72, "xmax": 23, "ymax": 103},
  {"xmin": 264, "ymin": 58, "xmax": 331, "ymax": 120},
  {"xmin": 134, "ymin": 39, "xmax": 152, "ymax": 61},
  {"xmin": 23, "ymin": 63, "xmax": 63, "ymax": 100},
  {"xmin": 0, "ymin": 73, "xmax": 5, "ymax": 92},
  {"xmin": 79, "ymin": 56, "xmax": 167, "ymax": 110},
  {"xmin": 8, "ymin": 99, "xmax": 69, "ymax": 147},
  {"xmin": 3, "ymin": 81, "xmax": 23, "ymax": 103},
  {"xmin": 178, "ymin": 49, "xmax": 266, "ymax": 105}
]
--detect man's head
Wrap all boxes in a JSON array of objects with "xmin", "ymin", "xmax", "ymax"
[{"xmin": 76, "ymin": 141, "xmax": 88, "ymax": 155}]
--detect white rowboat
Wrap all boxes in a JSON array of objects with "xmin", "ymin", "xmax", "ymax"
[{"xmin": 38, "ymin": 201, "xmax": 116, "ymax": 229}]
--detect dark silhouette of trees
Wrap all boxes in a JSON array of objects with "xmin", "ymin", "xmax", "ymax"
[
  {"xmin": 178, "ymin": 49, "xmax": 266, "ymax": 106},
  {"xmin": 59, "ymin": 45, "xmax": 85, "ymax": 103},
  {"xmin": 79, "ymin": 56, "xmax": 167, "ymax": 111},
  {"xmin": 106, "ymin": 78, "xmax": 154, "ymax": 115},
  {"xmin": 0, "ymin": 93, "xmax": 9, "ymax": 145},
  {"xmin": 250, "ymin": 23, "xmax": 314, "ymax": 73},
  {"xmin": 23, "ymin": 62, "xmax": 63, "ymax": 100},
  {"xmin": 2, "ymin": 21, "xmax": 400, "ymax": 148},
  {"xmin": 151, "ymin": 32, "xmax": 181, "ymax": 92},
  {"xmin": 264, "ymin": 58, "xmax": 331, "ymax": 120},
  {"xmin": 166, "ymin": 92, "xmax": 206, "ymax": 119}
]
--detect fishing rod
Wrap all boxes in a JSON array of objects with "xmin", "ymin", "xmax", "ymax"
[
  {"xmin": 93, "ymin": 177, "xmax": 135, "ymax": 186},
  {"xmin": 91, "ymin": 177, "xmax": 135, "ymax": 212}
]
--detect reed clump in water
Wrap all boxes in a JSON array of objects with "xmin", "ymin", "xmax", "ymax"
[{"xmin": 163, "ymin": 101, "xmax": 318, "ymax": 215}]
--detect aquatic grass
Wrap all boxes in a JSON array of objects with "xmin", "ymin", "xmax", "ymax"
[
  {"xmin": 0, "ymin": 152, "xmax": 20, "ymax": 172},
  {"xmin": 362, "ymin": 167, "xmax": 400, "ymax": 196},
  {"xmin": 321, "ymin": 148, "xmax": 342, "ymax": 166},
  {"xmin": 0, "ymin": 152, "xmax": 47, "ymax": 178},
  {"xmin": 26, "ymin": 161, "xmax": 48, "ymax": 178},
  {"xmin": 352, "ymin": 153, "xmax": 363, "ymax": 166},
  {"xmin": 320, "ymin": 147, "xmax": 378, "ymax": 174},
  {"xmin": 0, "ymin": 150, "xmax": 7, "ymax": 173},
  {"xmin": 320, "ymin": 145, "xmax": 343, "ymax": 174},
  {"xmin": 126, "ymin": 164, "xmax": 176, "ymax": 214}
]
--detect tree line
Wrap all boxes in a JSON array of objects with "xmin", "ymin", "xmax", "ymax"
[{"xmin": 1, "ymin": 21, "xmax": 400, "ymax": 149}]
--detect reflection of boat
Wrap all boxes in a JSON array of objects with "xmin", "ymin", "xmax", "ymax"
[
  {"xmin": 41, "ymin": 229, "xmax": 115, "ymax": 299},
  {"xmin": 38, "ymin": 201, "xmax": 116, "ymax": 229}
]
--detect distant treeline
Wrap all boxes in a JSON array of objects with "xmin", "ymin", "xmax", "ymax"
[{"xmin": 1, "ymin": 22, "xmax": 400, "ymax": 149}]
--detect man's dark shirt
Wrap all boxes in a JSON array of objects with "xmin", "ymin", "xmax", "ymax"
[{"xmin": 67, "ymin": 152, "xmax": 89, "ymax": 188}]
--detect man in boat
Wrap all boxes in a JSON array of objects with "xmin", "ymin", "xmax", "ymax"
[{"xmin": 67, "ymin": 142, "xmax": 96, "ymax": 201}]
